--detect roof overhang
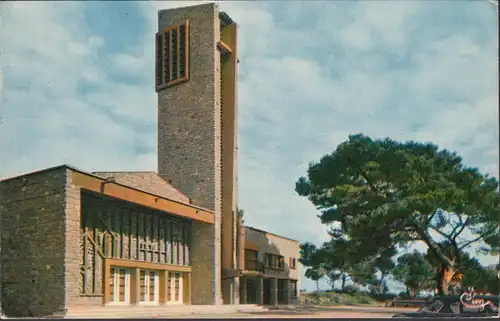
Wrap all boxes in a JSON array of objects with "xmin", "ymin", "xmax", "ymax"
[
  {"xmin": 219, "ymin": 11, "xmax": 235, "ymax": 27},
  {"xmin": 70, "ymin": 169, "xmax": 214, "ymax": 224}
]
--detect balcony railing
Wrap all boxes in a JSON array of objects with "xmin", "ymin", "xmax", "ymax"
[{"xmin": 244, "ymin": 259, "xmax": 264, "ymax": 272}]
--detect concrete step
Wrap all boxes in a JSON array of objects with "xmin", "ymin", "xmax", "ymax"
[{"xmin": 64, "ymin": 304, "xmax": 269, "ymax": 318}]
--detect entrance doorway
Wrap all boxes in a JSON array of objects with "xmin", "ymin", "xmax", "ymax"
[
  {"xmin": 245, "ymin": 278, "xmax": 258, "ymax": 304},
  {"xmin": 109, "ymin": 267, "xmax": 131, "ymax": 305},
  {"xmin": 139, "ymin": 270, "xmax": 159, "ymax": 304},
  {"xmin": 167, "ymin": 272, "xmax": 183, "ymax": 304},
  {"xmin": 277, "ymin": 279, "xmax": 287, "ymax": 305},
  {"xmin": 263, "ymin": 278, "xmax": 272, "ymax": 305}
]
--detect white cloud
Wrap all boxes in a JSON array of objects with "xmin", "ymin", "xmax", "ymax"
[
  {"xmin": 1, "ymin": 1, "xmax": 498, "ymax": 292},
  {"xmin": 110, "ymin": 54, "xmax": 145, "ymax": 76},
  {"xmin": 0, "ymin": 1, "xmax": 157, "ymax": 176},
  {"xmin": 336, "ymin": 1, "xmax": 422, "ymax": 51}
]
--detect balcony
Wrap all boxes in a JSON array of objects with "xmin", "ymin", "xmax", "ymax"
[{"xmin": 244, "ymin": 259, "xmax": 264, "ymax": 272}]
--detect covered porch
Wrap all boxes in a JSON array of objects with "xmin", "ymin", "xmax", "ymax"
[{"xmin": 238, "ymin": 274, "xmax": 295, "ymax": 306}]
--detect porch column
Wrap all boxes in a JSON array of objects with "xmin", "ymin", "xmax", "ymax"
[
  {"xmin": 240, "ymin": 277, "xmax": 247, "ymax": 304},
  {"xmin": 270, "ymin": 277, "xmax": 278, "ymax": 306},
  {"xmin": 283, "ymin": 279, "xmax": 290, "ymax": 305},
  {"xmin": 159, "ymin": 270, "xmax": 168, "ymax": 304},
  {"xmin": 183, "ymin": 272, "xmax": 192, "ymax": 305},
  {"xmin": 103, "ymin": 262, "xmax": 112, "ymax": 305},
  {"xmin": 257, "ymin": 277, "xmax": 264, "ymax": 306},
  {"xmin": 132, "ymin": 268, "xmax": 140, "ymax": 305}
]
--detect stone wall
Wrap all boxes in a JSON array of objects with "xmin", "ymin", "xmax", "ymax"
[
  {"xmin": 64, "ymin": 170, "xmax": 105, "ymax": 309},
  {"xmin": 190, "ymin": 221, "xmax": 216, "ymax": 304},
  {"xmin": 0, "ymin": 167, "xmax": 67, "ymax": 317}
]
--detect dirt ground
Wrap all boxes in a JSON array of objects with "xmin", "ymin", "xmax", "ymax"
[
  {"xmin": 170, "ymin": 312, "xmax": 394, "ymax": 319},
  {"xmin": 153, "ymin": 305, "xmax": 418, "ymax": 319}
]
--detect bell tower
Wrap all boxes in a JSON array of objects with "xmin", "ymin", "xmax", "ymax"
[{"xmin": 156, "ymin": 3, "xmax": 239, "ymax": 305}]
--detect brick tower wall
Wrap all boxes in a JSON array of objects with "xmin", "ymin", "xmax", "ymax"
[{"xmin": 157, "ymin": 3, "xmax": 222, "ymax": 305}]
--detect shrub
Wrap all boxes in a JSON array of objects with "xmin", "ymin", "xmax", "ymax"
[
  {"xmin": 357, "ymin": 295, "xmax": 375, "ymax": 305},
  {"xmin": 300, "ymin": 291, "xmax": 378, "ymax": 306},
  {"xmin": 341, "ymin": 285, "xmax": 360, "ymax": 294}
]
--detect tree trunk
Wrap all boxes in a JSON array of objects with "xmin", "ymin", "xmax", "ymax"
[
  {"xmin": 315, "ymin": 280, "xmax": 319, "ymax": 292},
  {"xmin": 341, "ymin": 274, "xmax": 346, "ymax": 290},
  {"xmin": 436, "ymin": 265, "xmax": 455, "ymax": 295},
  {"xmin": 379, "ymin": 275, "xmax": 386, "ymax": 293}
]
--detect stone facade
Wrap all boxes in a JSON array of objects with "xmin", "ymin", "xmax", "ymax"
[
  {"xmin": 0, "ymin": 167, "xmax": 67, "ymax": 317},
  {"xmin": 65, "ymin": 169, "xmax": 88, "ymax": 309},
  {"xmin": 190, "ymin": 221, "xmax": 217, "ymax": 304}
]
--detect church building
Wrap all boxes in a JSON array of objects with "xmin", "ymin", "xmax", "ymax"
[{"xmin": 0, "ymin": 3, "xmax": 299, "ymax": 317}]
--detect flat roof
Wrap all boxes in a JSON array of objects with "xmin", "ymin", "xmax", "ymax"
[
  {"xmin": 244, "ymin": 225, "xmax": 299, "ymax": 243},
  {"xmin": 1, "ymin": 164, "xmax": 79, "ymax": 183}
]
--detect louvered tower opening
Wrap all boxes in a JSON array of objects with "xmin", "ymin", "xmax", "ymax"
[{"xmin": 155, "ymin": 21, "xmax": 190, "ymax": 91}]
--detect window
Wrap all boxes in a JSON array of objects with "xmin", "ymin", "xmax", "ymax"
[
  {"xmin": 161, "ymin": 219, "xmax": 190, "ymax": 266},
  {"xmin": 244, "ymin": 249, "xmax": 259, "ymax": 271},
  {"xmin": 156, "ymin": 21, "xmax": 190, "ymax": 91},
  {"xmin": 290, "ymin": 280, "xmax": 298, "ymax": 298},
  {"xmin": 289, "ymin": 257, "xmax": 297, "ymax": 269},
  {"xmin": 279, "ymin": 256, "xmax": 285, "ymax": 269},
  {"xmin": 139, "ymin": 270, "xmax": 159, "ymax": 304},
  {"xmin": 265, "ymin": 253, "xmax": 285, "ymax": 270}
]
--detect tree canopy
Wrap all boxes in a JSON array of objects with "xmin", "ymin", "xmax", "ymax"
[
  {"xmin": 296, "ymin": 134, "xmax": 499, "ymax": 294},
  {"xmin": 299, "ymin": 238, "xmax": 396, "ymax": 293},
  {"xmin": 392, "ymin": 250, "xmax": 435, "ymax": 296},
  {"xmin": 237, "ymin": 207, "xmax": 245, "ymax": 224}
]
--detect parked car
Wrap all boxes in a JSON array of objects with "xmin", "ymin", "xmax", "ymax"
[{"xmin": 392, "ymin": 293, "xmax": 499, "ymax": 318}]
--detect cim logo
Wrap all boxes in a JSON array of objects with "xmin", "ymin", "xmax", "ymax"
[{"xmin": 460, "ymin": 291, "xmax": 498, "ymax": 309}]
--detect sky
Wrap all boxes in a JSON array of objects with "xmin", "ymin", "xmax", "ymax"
[{"xmin": 1, "ymin": 1, "xmax": 498, "ymax": 293}]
